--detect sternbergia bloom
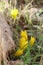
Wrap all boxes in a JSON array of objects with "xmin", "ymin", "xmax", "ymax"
[
  {"xmin": 11, "ymin": 8, "xmax": 18, "ymax": 19},
  {"xmin": 29, "ymin": 37, "xmax": 36, "ymax": 47}
]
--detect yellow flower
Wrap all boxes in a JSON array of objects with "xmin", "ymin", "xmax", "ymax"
[
  {"xmin": 19, "ymin": 37, "xmax": 26, "ymax": 45},
  {"xmin": 29, "ymin": 37, "xmax": 36, "ymax": 47},
  {"xmin": 14, "ymin": 49, "xmax": 23, "ymax": 57},
  {"xmin": 19, "ymin": 37, "xmax": 28, "ymax": 50},
  {"xmin": 20, "ymin": 30, "xmax": 28, "ymax": 40},
  {"xmin": 0, "ymin": 8, "xmax": 2, "ymax": 12},
  {"xmin": 11, "ymin": 8, "xmax": 18, "ymax": 19}
]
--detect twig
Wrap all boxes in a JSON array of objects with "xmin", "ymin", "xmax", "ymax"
[
  {"xmin": 39, "ymin": 54, "xmax": 43, "ymax": 65},
  {"xmin": 17, "ymin": 0, "xmax": 34, "ymax": 20}
]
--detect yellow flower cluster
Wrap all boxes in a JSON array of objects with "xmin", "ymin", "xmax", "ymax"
[
  {"xmin": 19, "ymin": 30, "xmax": 28, "ymax": 50},
  {"xmin": 14, "ymin": 30, "xmax": 28, "ymax": 57},
  {"xmin": 11, "ymin": 8, "xmax": 18, "ymax": 19},
  {"xmin": 14, "ymin": 30, "xmax": 36, "ymax": 57}
]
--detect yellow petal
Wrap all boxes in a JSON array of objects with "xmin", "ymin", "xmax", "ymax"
[
  {"xmin": 0, "ymin": 8, "xmax": 2, "ymax": 12},
  {"xmin": 11, "ymin": 8, "xmax": 18, "ymax": 19},
  {"xmin": 29, "ymin": 37, "xmax": 36, "ymax": 47},
  {"xmin": 19, "ymin": 37, "xmax": 28, "ymax": 49},
  {"xmin": 19, "ymin": 37, "xmax": 26, "ymax": 46},
  {"xmin": 14, "ymin": 49, "xmax": 23, "ymax": 57},
  {"xmin": 22, "ymin": 41, "xmax": 28, "ymax": 50},
  {"xmin": 20, "ymin": 30, "xmax": 28, "ymax": 40}
]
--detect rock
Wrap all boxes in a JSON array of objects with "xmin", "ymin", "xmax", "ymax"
[{"xmin": 0, "ymin": 13, "xmax": 15, "ymax": 65}]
